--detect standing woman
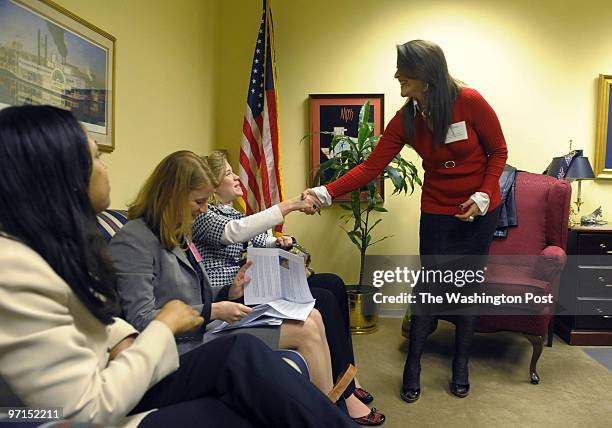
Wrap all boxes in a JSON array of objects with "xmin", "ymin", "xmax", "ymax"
[
  {"xmin": 0, "ymin": 105, "xmax": 355, "ymax": 427},
  {"xmin": 305, "ymin": 40, "xmax": 508, "ymax": 402}
]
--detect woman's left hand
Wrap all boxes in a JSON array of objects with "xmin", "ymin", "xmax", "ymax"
[
  {"xmin": 211, "ymin": 301, "xmax": 253, "ymax": 323},
  {"xmin": 275, "ymin": 235, "xmax": 293, "ymax": 249},
  {"xmin": 455, "ymin": 198, "xmax": 480, "ymax": 222},
  {"xmin": 229, "ymin": 260, "xmax": 252, "ymax": 300}
]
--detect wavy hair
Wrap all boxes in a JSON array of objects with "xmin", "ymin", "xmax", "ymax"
[
  {"xmin": 129, "ymin": 151, "xmax": 218, "ymax": 249},
  {"xmin": 0, "ymin": 105, "xmax": 119, "ymax": 324},
  {"xmin": 202, "ymin": 150, "xmax": 229, "ymax": 205},
  {"xmin": 397, "ymin": 39, "xmax": 461, "ymax": 148}
]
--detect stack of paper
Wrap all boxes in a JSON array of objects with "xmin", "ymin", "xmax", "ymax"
[
  {"xmin": 211, "ymin": 299, "xmax": 315, "ymax": 333},
  {"xmin": 212, "ymin": 248, "xmax": 316, "ymax": 334}
]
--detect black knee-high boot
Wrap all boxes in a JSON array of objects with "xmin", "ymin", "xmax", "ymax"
[
  {"xmin": 400, "ymin": 314, "xmax": 437, "ymax": 402},
  {"xmin": 450, "ymin": 315, "xmax": 476, "ymax": 397}
]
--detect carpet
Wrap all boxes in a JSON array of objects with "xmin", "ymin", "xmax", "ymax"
[{"xmin": 352, "ymin": 317, "xmax": 612, "ymax": 428}]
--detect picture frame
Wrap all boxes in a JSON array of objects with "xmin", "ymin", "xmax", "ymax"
[
  {"xmin": 0, "ymin": 0, "xmax": 115, "ymax": 152},
  {"xmin": 309, "ymin": 93, "xmax": 385, "ymax": 202},
  {"xmin": 594, "ymin": 74, "xmax": 612, "ymax": 179}
]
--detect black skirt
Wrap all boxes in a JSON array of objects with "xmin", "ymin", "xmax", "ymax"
[{"xmin": 412, "ymin": 206, "xmax": 500, "ymax": 316}]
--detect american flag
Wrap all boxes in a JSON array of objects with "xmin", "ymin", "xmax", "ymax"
[{"xmin": 238, "ymin": 0, "xmax": 284, "ymax": 233}]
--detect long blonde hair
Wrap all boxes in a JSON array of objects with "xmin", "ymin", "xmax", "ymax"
[
  {"xmin": 202, "ymin": 150, "xmax": 228, "ymax": 205},
  {"xmin": 129, "ymin": 150, "xmax": 218, "ymax": 249}
]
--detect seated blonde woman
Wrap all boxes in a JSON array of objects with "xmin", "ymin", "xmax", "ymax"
[
  {"xmin": 0, "ymin": 105, "xmax": 355, "ymax": 428},
  {"xmin": 192, "ymin": 150, "xmax": 385, "ymax": 426},
  {"xmin": 109, "ymin": 150, "xmax": 354, "ymax": 402}
]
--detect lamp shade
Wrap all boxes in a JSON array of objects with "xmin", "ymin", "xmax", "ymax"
[
  {"xmin": 545, "ymin": 149, "xmax": 595, "ymax": 180},
  {"xmin": 565, "ymin": 156, "xmax": 595, "ymax": 180}
]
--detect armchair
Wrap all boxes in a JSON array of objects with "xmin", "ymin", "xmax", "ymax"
[{"xmin": 476, "ymin": 171, "xmax": 571, "ymax": 384}]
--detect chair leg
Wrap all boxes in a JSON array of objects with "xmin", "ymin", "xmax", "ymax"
[
  {"xmin": 546, "ymin": 318, "xmax": 554, "ymax": 348},
  {"xmin": 524, "ymin": 334, "xmax": 543, "ymax": 385}
]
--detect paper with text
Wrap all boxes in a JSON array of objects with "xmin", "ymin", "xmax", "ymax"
[
  {"xmin": 244, "ymin": 247, "xmax": 314, "ymax": 305},
  {"xmin": 211, "ymin": 299, "xmax": 315, "ymax": 334}
]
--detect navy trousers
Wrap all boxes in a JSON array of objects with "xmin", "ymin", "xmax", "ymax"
[{"xmin": 134, "ymin": 334, "xmax": 354, "ymax": 428}]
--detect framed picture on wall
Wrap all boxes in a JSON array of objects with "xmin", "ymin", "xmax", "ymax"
[
  {"xmin": 0, "ymin": 0, "xmax": 116, "ymax": 151},
  {"xmin": 309, "ymin": 93, "xmax": 385, "ymax": 202},
  {"xmin": 595, "ymin": 74, "xmax": 612, "ymax": 179}
]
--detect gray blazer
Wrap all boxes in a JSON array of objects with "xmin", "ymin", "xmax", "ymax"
[{"xmin": 109, "ymin": 218, "xmax": 230, "ymax": 335}]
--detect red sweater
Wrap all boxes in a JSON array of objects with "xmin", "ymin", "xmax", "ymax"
[{"xmin": 325, "ymin": 87, "xmax": 508, "ymax": 215}]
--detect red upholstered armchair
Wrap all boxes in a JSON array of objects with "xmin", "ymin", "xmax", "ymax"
[{"xmin": 476, "ymin": 172, "xmax": 571, "ymax": 384}]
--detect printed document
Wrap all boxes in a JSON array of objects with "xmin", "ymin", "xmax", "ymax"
[{"xmin": 212, "ymin": 248, "xmax": 315, "ymax": 334}]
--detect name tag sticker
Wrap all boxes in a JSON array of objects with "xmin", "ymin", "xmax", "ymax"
[{"xmin": 444, "ymin": 121, "xmax": 468, "ymax": 144}]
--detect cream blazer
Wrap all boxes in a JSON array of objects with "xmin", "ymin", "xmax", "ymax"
[{"xmin": 0, "ymin": 236, "xmax": 180, "ymax": 428}]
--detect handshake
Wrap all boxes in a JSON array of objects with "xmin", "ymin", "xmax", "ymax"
[{"xmin": 279, "ymin": 188, "xmax": 326, "ymax": 216}]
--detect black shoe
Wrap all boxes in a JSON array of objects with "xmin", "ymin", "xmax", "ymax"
[
  {"xmin": 354, "ymin": 387, "xmax": 374, "ymax": 405},
  {"xmin": 451, "ymin": 356, "xmax": 470, "ymax": 398},
  {"xmin": 400, "ymin": 385, "xmax": 421, "ymax": 403},
  {"xmin": 352, "ymin": 408, "xmax": 385, "ymax": 426},
  {"xmin": 450, "ymin": 382, "xmax": 470, "ymax": 398}
]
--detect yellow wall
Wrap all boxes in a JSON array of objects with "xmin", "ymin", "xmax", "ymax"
[
  {"xmin": 212, "ymin": 0, "xmax": 612, "ymax": 284},
  {"xmin": 49, "ymin": 0, "xmax": 612, "ymax": 284},
  {"xmin": 54, "ymin": 0, "xmax": 217, "ymax": 208}
]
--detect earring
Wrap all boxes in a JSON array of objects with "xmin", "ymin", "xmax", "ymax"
[{"xmin": 424, "ymin": 83, "xmax": 429, "ymax": 91}]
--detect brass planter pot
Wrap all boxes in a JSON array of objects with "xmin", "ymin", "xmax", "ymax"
[{"xmin": 347, "ymin": 285, "xmax": 379, "ymax": 334}]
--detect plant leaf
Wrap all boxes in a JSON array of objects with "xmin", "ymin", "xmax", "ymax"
[
  {"xmin": 359, "ymin": 101, "xmax": 371, "ymax": 124},
  {"xmin": 367, "ymin": 218, "xmax": 383, "ymax": 234},
  {"xmin": 369, "ymin": 235, "xmax": 393, "ymax": 247},
  {"xmin": 312, "ymin": 157, "xmax": 339, "ymax": 186},
  {"xmin": 371, "ymin": 206, "xmax": 388, "ymax": 212},
  {"xmin": 386, "ymin": 166, "xmax": 405, "ymax": 193},
  {"xmin": 346, "ymin": 230, "xmax": 362, "ymax": 250}
]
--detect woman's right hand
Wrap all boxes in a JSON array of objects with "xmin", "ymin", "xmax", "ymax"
[
  {"xmin": 155, "ymin": 299, "xmax": 204, "ymax": 335},
  {"xmin": 211, "ymin": 301, "xmax": 253, "ymax": 323},
  {"xmin": 278, "ymin": 193, "xmax": 321, "ymax": 216}
]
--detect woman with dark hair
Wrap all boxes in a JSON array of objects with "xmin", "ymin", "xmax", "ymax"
[
  {"xmin": 0, "ymin": 105, "xmax": 355, "ymax": 427},
  {"xmin": 304, "ymin": 39, "xmax": 508, "ymax": 402},
  {"xmin": 192, "ymin": 150, "xmax": 384, "ymax": 426}
]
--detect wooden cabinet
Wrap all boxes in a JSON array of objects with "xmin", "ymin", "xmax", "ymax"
[{"xmin": 555, "ymin": 225, "xmax": 612, "ymax": 345}]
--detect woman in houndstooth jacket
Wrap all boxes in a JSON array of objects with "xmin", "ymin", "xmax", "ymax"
[{"xmin": 192, "ymin": 151, "xmax": 384, "ymax": 426}]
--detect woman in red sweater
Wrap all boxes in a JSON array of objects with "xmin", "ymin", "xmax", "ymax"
[{"xmin": 305, "ymin": 40, "xmax": 508, "ymax": 402}]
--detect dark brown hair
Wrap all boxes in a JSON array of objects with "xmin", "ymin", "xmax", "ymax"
[{"xmin": 397, "ymin": 39, "xmax": 461, "ymax": 148}]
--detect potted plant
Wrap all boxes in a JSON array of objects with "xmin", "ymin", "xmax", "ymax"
[{"xmin": 311, "ymin": 101, "xmax": 421, "ymax": 333}]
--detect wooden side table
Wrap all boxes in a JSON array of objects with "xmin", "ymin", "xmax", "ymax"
[{"xmin": 555, "ymin": 224, "xmax": 612, "ymax": 345}]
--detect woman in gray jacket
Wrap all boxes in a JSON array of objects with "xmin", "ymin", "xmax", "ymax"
[{"xmin": 109, "ymin": 150, "xmax": 354, "ymax": 401}]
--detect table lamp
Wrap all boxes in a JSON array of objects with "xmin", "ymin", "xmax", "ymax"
[{"xmin": 545, "ymin": 149, "xmax": 595, "ymax": 226}]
